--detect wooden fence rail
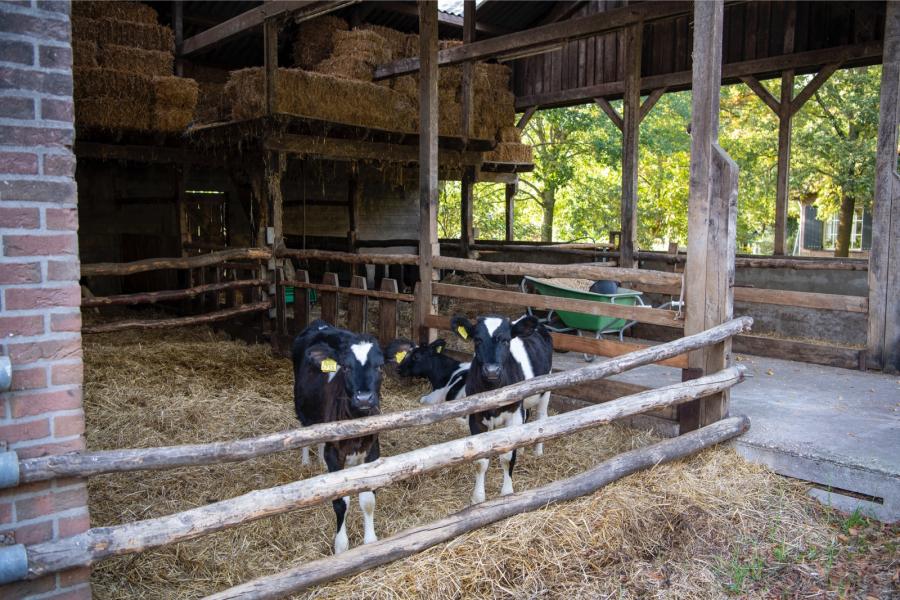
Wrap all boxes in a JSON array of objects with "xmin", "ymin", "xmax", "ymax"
[
  {"xmin": 23, "ymin": 366, "xmax": 745, "ymax": 579},
  {"xmin": 82, "ymin": 279, "xmax": 268, "ymax": 307},
  {"xmin": 12, "ymin": 317, "xmax": 750, "ymax": 485},
  {"xmin": 81, "ymin": 302, "xmax": 272, "ymax": 334},
  {"xmin": 81, "ymin": 247, "xmax": 272, "ymax": 277},
  {"xmin": 203, "ymin": 415, "xmax": 749, "ymax": 600},
  {"xmin": 276, "ymin": 248, "xmax": 419, "ymax": 266}
]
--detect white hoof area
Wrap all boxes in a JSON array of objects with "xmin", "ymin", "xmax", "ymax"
[
  {"xmin": 334, "ymin": 534, "xmax": 349, "ymax": 555},
  {"xmin": 500, "ymin": 483, "xmax": 514, "ymax": 496},
  {"xmin": 471, "ymin": 491, "xmax": 486, "ymax": 505},
  {"xmin": 364, "ymin": 533, "xmax": 378, "ymax": 545}
]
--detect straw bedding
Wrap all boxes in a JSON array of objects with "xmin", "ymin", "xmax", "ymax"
[{"xmin": 79, "ymin": 322, "xmax": 895, "ymax": 600}]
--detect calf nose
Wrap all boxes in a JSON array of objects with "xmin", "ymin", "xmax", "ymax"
[
  {"xmin": 482, "ymin": 363, "xmax": 501, "ymax": 381},
  {"xmin": 354, "ymin": 391, "xmax": 375, "ymax": 406}
]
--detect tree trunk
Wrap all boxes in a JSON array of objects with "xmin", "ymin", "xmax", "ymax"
[
  {"xmin": 541, "ymin": 188, "xmax": 556, "ymax": 242},
  {"xmin": 834, "ymin": 192, "xmax": 855, "ymax": 257}
]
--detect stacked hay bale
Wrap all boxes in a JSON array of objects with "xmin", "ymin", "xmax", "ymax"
[
  {"xmin": 292, "ymin": 15, "xmax": 349, "ymax": 69},
  {"xmin": 314, "ymin": 28, "xmax": 392, "ymax": 82},
  {"xmin": 71, "ymin": 1, "xmax": 198, "ymax": 134},
  {"xmin": 185, "ymin": 64, "xmax": 231, "ymax": 124}
]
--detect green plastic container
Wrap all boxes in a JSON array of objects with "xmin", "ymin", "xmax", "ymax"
[
  {"xmin": 523, "ymin": 276, "xmax": 643, "ymax": 332},
  {"xmin": 284, "ymin": 286, "xmax": 294, "ymax": 305}
]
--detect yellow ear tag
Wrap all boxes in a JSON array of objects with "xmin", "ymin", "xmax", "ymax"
[
  {"xmin": 394, "ymin": 350, "xmax": 407, "ymax": 363},
  {"xmin": 320, "ymin": 358, "xmax": 338, "ymax": 373},
  {"xmin": 457, "ymin": 326, "xmax": 468, "ymax": 339},
  {"xmin": 436, "ymin": 346, "xmax": 442, "ymax": 353}
]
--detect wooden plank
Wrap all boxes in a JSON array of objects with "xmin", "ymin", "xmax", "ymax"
[
  {"xmin": 505, "ymin": 183, "xmax": 516, "ymax": 241},
  {"xmin": 319, "ymin": 272, "xmax": 339, "ymax": 325},
  {"xmin": 460, "ymin": 166, "xmax": 475, "ymax": 258},
  {"xmin": 201, "ymin": 418, "xmax": 747, "ymax": 600},
  {"xmin": 432, "ymin": 282, "xmax": 683, "ymax": 327},
  {"xmin": 594, "ymin": 96, "xmax": 623, "ymax": 130},
  {"xmin": 638, "ymin": 87, "xmax": 666, "ymax": 122},
  {"xmin": 620, "ymin": 22, "xmax": 641, "ymax": 269},
  {"xmin": 276, "ymin": 248, "xmax": 418, "ymax": 265},
  {"xmin": 549, "ymin": 331, "xmax": 688, "ymax": 368},
  {"xmin": 265, "ymin": 133, "xmax": 482, "ymax": 165},
  {"xmin": 181, "ymin": 1, "xmax": 352, "ymax": 56},
  {"xmin": 557, "ymin": 379, "xmax": 677, "ymax": 421},
  {"xmin": 638, "ymin": 282, "xmax": 868, "ymax": 313},
  {"xmin": 374, "ymin": 1, "xmax": 692, "ymax": 79},
  {"xmin": 774, "ymin": 69, "xmax": 794, "ymax": 256},
  {"xmin": 460, "ymin": 0, "xmax": 476, "ymax": 141},
  {"xmin": 347, "ymin": 173, "xmax": 361, "ymax": 249},
  {"xmin": 347, "ymin": 275, "xmax": 368, "ymax": 333},
  {"xmin": 739, "ymin": 74, "xmax": 780, "ymax": 114},
  {"xmin": 432, "ymin": 254, "xmax": 682, "ymax": 286},
  {"xmin": 82, "ymin": 248, "xmax": 272, "ymax": 277},
  {"xmin": 291, "ymin": 269, "xmax": 311, "ymax": 334},
  {"xmin": 868, "ymin": 1, "xmax": 900, "ymax": 373},
  {"xmin": 417, "ymin": 1, "xmax": 439, "ymax": 344},
  {"xmin": 82, "ymin": 302, "xmax": 271, "ymax": 334},
  {"xmin": 515, "ymin": 106, "xmax": 537, "ymax": 131},
  {"xmin": 82, "ymin": 279, "xmax": 267, "ymax": 308},
  {"xmin": 282, "ymin": 281, "xmax": 414, "ymax": 303},
  {"xmin": 378, "ymin": 278, "xmax": 399, "ymax": 346},
  {"xmin": 790, "ymin": 63, "xmax": 841, "ymax": 115},
  {"xmin": 681, "ymin": 0, "xmax": 733, "ymax": 432}
]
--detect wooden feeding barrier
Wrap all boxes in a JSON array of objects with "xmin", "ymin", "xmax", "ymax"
[
  {"xmin": 0, "ymin": 318, "xmax": 750, "ymax": 590},
  {"xmin": 80, "ymin": 248, "xmax": 273, "ymax": 334}
]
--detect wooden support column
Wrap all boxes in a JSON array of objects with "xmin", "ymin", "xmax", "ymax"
[
  {"xmin": 173, "ymin": 1, "xmax": 183, "ymax": 76},
  {"xmin": 264, "ymin": 18, "xmax": 278, "ymax": 115},
  {"xmin": 460, "ymin": 166, "xmax": 475, "ymax": 258},
  {"xmin": 505, "ymin": 182, "xmax": 516, "ymax": 241},
  {"xmin": 774, "ymin": 3, "xmax": 795, "ymax": 255},
  {"xmin": 868, "ymin": 1, "xmax": 900, "ymax": 373},
  {"xmin": 460, "ymin": 0, "xmax": 476, "ymax": 141},
  {"xmin": 347, "ymin": 170, "xmax": 361, "ymax": 251},
  {"xmin": 680, "ymin": 0, "xmax": 738, "ymax": 433},
  {"xmin": 416, "ymin": 1, "xmax": 439, "ymax": 344},
  {"xmin": 620, "ymin": 22, "xmax": 642, "ymax": 269}
]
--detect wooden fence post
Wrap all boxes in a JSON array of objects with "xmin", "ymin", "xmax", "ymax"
[
  {"xmin": 291, "ymin": 269, "xmax": 310, "ymax": 334},
  {"xmin": 347, "ymin": 275, "xmax": 368, "ymax": 333},
  {"xmin": 320, "ymin": 272, "xmax": 339, "ymax": 326},
  {"xmin": 379, "ymin": 278, "xmax": 399, "ymax": 345}
]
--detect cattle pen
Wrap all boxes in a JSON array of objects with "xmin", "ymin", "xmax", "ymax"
[{"xmin": 1, "ymin": 0, "xmax": 899, "ymax": 598}]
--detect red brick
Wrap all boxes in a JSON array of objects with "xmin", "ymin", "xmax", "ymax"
[
  {"xmin": 10, "ymin": 388, "xmax": 82, "ymax": 418},
  {"xmin": 4, "ymin": 233, "xmax": 78, "ymax": 257},
  {"xmin": 10, "ymin": 367, "xmax": 47, "ymax": 391},
  {"xmin": 0, "ymin": 124, "xmax": 74, "ymax": 146},
  {"xmin": 0, "ymin": 206, "xmax": 40, "ymax": 228},
  {"xmin": 1, "ymin": 520, "xmax": 54, "ymax": 545},
  {"xmin": 0, "ymin": 12, "xmax": 70, "ymax": 41},
  {"xmin": 38, "ymin": 1, "xmax": 71, "ymax": 14},
  {"xmin": 0, "ymin": 152, "xmax": 38, "ymax": 175},
  {"xmin": 47, "ymin": 259, "xmax": 80, "ymax": 282},
  {"xmin": 0, "ymin": 418, "xmax": 49, "ymax": 444},
  {"xmin": 53, "ymin": 413, "xmax": 85, "ymax": 437},
  {"xmin": 51, "ymin": 362, "xmax": 82, "ymax": 385},
  {"xmin": 0, "ymin": 262, "xmax": 41, "ymax": 284},
  {"xmin": 0, "ymin": 96, "xmax": 34, "ymax": 120},
  {"xmin": 43, "ymin": 152, "xmax": 75, "ymax": 176},
  {"xmin": 39, "ymin": 44, "xmax": 71, "ymax": 69},
  {"xmin": 0, "ymin": 67, "xmax": 72, "ymax": 96},
  {"xmin": 0, "ymin": 314, "xmax": 44, "ymax": 336},
  {"xmin": 0, "ymin": 502, "xmax": 11, "ymax": 525},
  {"xmin": 45, "ymin": 207, "xmax": 78, "ymax": 230},
  {"xmin": 58, "ymin": 513, "xmax": 91, "ymax": 538},
  {"xmin": 59, "ymin": 568, "xmax": 91, "ymax": 589},
  {"xmin": 0, "ymin": 572, "xmax": 57, "ymax": 600},
  {"xmin": 7, "ymin": 338, "xmax": 82, "ymax": 364},
  {"xmin": 0, "ymin": 40, "xmax": 33, "ymax": 65},
  {"xmin": 0, "ymin": 179, "xmax": 76, "ymax": 203},
  {"xmin": 50, "ymin": 310, "xmax": 81, "ymax": 331},
  {"xmin": 14, "ymin": 437, "xmax": 85, "ymax": 460},
  {"xmin": 15, "ymin": 487, "xmax": 88, "ymax": 522},
  {"xmin": 5, "ymin": 285, "xmax": 80, "ymax": 309},
  {"xmin": 41, "ymin": 97, "xmax": 74, "ymax": 121},
  {"xmin": 0, "ymin": 481, "xmax": 50, "ymax": 502}
]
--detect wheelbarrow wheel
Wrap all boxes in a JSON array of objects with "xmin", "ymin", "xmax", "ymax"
[{"xmin": 576, "ymin": 330, "xmax": 596, "ymax": 362}]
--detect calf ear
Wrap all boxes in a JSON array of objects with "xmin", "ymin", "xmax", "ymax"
[
  {"xmin": 511, "ymin": 315, "xmax": 540, "ymax": 338},
  {"xmin": 429, "ymin": 339, "xmax": 446, "ymax": 354},
  {"xmin": 449, "ymin": 316, "xmax": 474, "ymax": 341},
  {"xmin": 385, "ymin": 338, "xmax": 416, "ymax": 365},
  {"xmin": 305, "ymin": 343, "xmax": 339, "ymax": 373}
]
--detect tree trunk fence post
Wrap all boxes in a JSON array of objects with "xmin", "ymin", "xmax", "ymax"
[
  {"xmin": 347, "ymin": 275, "xmax": 368, "ymax": 333},
  {"xmin": 320, "ymin": 272, "xmax": 339, "ymax": 326},
  {"xmin": 292, "ymin": 269, "xmax": 311, "ymax": 335},
  {"xmin": 378, "ymin": 278, "xmax": 399, "ymax": 345}
]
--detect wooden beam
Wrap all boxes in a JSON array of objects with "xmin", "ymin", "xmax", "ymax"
[
  {"xmin": 82, "ymin": 279, "xmax": 267, "ymax": 307},
  {"xmin": 549, "ymin": 333, "xmax": 688, "ymax": 368},
  {"xmin": 505, "ymin": 182, "xmax": 516, "ymax": 241},
  {"xmin": 374, "ymin": 1, "xmax": 691, "ymax": 80},
  {"xmin": 638, "ymin": 87, "xmax": 667, "ymax": 123},
  {"xmin": 681, "ymin": 0, "xmax": 736, "ymax": 432},
  {"xmin": 181, "ymin": 1, "xmax": 353, "ymax": 56},
  {"xmin": 773, "ymin": 68, "xmax": 794, "ymax": 256},
  {"xmin": 417, "ymin": 0, "xmax": 439, "ymax": 344},
  {"xmin": 537, "ymin": 0, "xmax": 585, "ymax": 25},
  {"xmin": 201, "ymin": 416, "xmax": 747, "ymax": 600},
  {"xmin": 82, "ymin": 248, "xmax": 272, "ymax": 277},
  {"xmin": 515, "ymin": 106, "xmax": 537, "ymax": 131},
  {"xmin": 82, "ymin": 302, "xmax": 271, "ymax": 334},
  {"xmin": 347, "ymin": 172, "xmax": 361, "ymax": 249},
  {"xmin": 620, "ymin": 22, "xmax": 642, "ymax": 269},
  {"xmin": 264, "ymin": 134, "xmax": 482, "ymax": 165},
  {"xmin": 515, "ymin": 41, "xmax": 884, "ymax": 110},
  {"xmin": 790, "ymin": 62, "xmax": 841, "ymax": 116},
  {"xmin": 276, "ymin": 248, "xmax": 419, "ymax": 265},
  {"xmin": 460, "ymin": 165, "xmax": 475, "ymax": 258},
  {"xmin": 460, "ymin": 0, "xmax": 476, "ymax": 142},
  {"xmin": 594, "ymin": 97, "xmax": 623, "ymax": 131},
  {"xmin": 739, "ymin": 75, "xmax": 779, "ymax": 114},
  {"xmin": 868, "ymin": 1, "xmax": 900, "ymax": 373},
  {"xmin": 475, "ymin": 170, "xmax": 517, "ymax": 184},
  {"xmin": 378, "ymin": 1, "xmax": 508, "ymax": 36}
]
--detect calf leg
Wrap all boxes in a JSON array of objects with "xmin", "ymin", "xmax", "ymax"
[
  {"xmin": 301, "ymin": 446, "xmax": 310, "ymax": 466},
  {"xmin": 317, "ymin": 443, "xmax": 327, "ymax": 470},
  {"xmin": 469, "ymin": 414, "xmax": 489, "ymax": 504},
  {"xmin": 500, "ymin": 407, "xmax": 524, "ymax": 496},
  {"xmin": 532, "ymin": 391, "xmax": 551, "ymax": 457},
  {"xmin": 324, "ymin": 444, "xmax": 349, "ymax": 554},
  {"xmin": 359, "ymin": 491, "xmax": 377, "ymax": 544}
]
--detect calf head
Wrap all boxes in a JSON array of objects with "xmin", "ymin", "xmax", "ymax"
[
  {"xmin": 387, "ymin": 338, "xmax": 447, "ymax": 379},
  {"xmin": 451, "ymin": 314, "xmax": 541, "ymax": 383},
  {"xmin": 305, "ymin": 334, "xmax": 385, "ymax": 415}
]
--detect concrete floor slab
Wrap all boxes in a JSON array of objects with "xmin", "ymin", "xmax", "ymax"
[{"xmin": 552, "ymin": 349, "xmax": 900, "ymax": 522}]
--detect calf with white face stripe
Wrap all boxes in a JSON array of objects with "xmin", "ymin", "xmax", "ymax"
[{"xmin": 450, "ymin": 314, "xmax": 553, "ymax": 504}]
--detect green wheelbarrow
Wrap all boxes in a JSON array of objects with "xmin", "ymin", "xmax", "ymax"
[{"xmin": 521, "ymin": 276, "xmax": 646, "ymax": 362}]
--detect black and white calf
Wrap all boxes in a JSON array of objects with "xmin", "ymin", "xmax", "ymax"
[
  {"xmin": 386, "ymin": 338, "xmax": 470, "ymax": 430},
  {"xmin": 292, "ymin": 319, "xmax": 385, "ymax": 554},
  {"xmin": 450, "ymin": 314, "xmax": 553, "ymax": 504}
]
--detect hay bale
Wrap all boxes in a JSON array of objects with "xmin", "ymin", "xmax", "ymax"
[
  {"xmin": 195, "ymin": 81, "xmax": 229, "ymax": 124},
  {"xmin": 152, "ymin": 106, "xmax": 194, "ymax": 132},
  {"xmin": 292, "ymin": 15, "xmax": 348, "ymax": 69},
  {"xmin": 331, "ymin": 29, "xmax": 392, "ymax": 65},
  {"xmin": 476, "ymin": 62, "xmax": 512, "ymax": 90},
  {"xmin": 440, "ymin": 39, "xmax": 464, "ymax": 50},
  {"xmin": 99, "ymin": 44, "xmax": 173, "ymax": 76},
  {"xmin": 72, "ymin": 0, "xmax": 158, "ymax": 24},
  {"xmin": 314, "ymin": 56, "xmax": 374, "ymax": 82},
  {"xmin": 484, "ymin": 142, "xmax": 533, "ymax": 164},
  {"xmin": 153, "ymin": 76, "xmax": 199, "ymax": 109},
  {"xmin": 358, "ymin": 24, "xmax": 411, "ymax": 58},
  {"xmin": 75, "ymin": 97, "xmax": 152, "ymax": 131},
  {"xmin": 71, "ymin": 16, "xmax": 100, "ymax": 41},
  {"xmin": 72, "ymin": 39, "xmax": 97, "ymax": 67},
  {"xmin": 73, "ymin": 68, "xmax": 154, "ymax": 99},
  {"xmin": 225, "ymin": 67, "xmax": 417, "ymax": 132},
  {"xmin": 94, "ymin": 17, "xmax": 175, "ymax": 52},
  {"xmin": 391, "ymin": 75, "xmax": 419, "ymax": 101},
  {"xmin": 498, "ymin": 125, "xmax": 521, "ymax": 143}
]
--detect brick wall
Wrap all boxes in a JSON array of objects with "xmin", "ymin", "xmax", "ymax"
[{"xmin": 0, "ymin": 1, "xmax": 90, "ymax": 599}]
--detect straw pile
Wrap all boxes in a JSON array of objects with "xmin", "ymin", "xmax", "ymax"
[
  {"xmin": 484, "ymin": 141, "xmax": 533, "ymax": 163},
  {"xmin": 71, "ymin": 1, "xmax": 197, "ymax": 133},
  {"xmin": 358, "ymin": 23, "xmax": 417, "ymax": 59}
]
